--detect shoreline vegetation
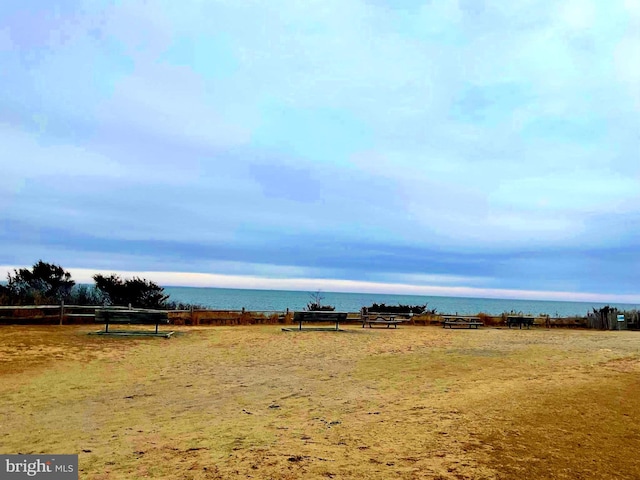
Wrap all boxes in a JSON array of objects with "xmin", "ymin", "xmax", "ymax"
[{"xmin": 0, "ymin": 261, "xmax": 638, "ymax": 328}]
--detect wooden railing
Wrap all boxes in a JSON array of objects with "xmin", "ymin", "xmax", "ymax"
[{"xmin": 0, "ymin": 305, "xmax": 635, "ymax": 329}]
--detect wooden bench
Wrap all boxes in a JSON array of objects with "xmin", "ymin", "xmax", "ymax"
[
  {"xmin": 361, "ymin": 314, "xmax": 405, "ymax": 328},
  {"xmin": 290, "ymin": 311, "xmax": 348, "ymax": 331},
  {"xmin": 442, "ymin": 316, "xmax": 483, "ymax": 329},
  {"xmin": 95, "ymin": 308, "xmax": 173, "ymax": 337},
  {"xmin": 506, "ymin": 316, "xmax": 535, "ymax": 329}
]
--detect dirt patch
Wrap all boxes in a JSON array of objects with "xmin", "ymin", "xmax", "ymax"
[{"xmin": 1, "ymin": 325, "xmax": 638, "ymax": 479}]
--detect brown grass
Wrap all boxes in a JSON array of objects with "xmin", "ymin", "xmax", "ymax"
[{"xmin": 1, "ymin": 325, "xmax": 639, "ymax": 479}]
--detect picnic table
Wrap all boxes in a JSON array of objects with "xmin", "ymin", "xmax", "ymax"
[
  {"xmin": 361, "ymin": 314, "xmax": 404, "ymax": 328},
  {"xmin": 506, "ymin": 316, "xmax": 535, "ymax": 329},
  {"xmin": 442, "ymin": 316, "xmax": 483, "ymax": 329},
  {"xmin": 290, "ymin": 311, "xmax": 348, "ymax": 331}
]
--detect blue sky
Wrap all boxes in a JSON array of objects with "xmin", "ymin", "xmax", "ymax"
[{"xmin": 1, "ymin": 0, "xmax": 639, "ymax": 302}]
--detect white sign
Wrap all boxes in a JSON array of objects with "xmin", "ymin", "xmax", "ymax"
[{"xmin": 617, "ymin": 314, "xmax": 625, "ymax": 322}]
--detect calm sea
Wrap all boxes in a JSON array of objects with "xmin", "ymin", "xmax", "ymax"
[{"xmin": 163, "ymin": 286, "xmax": 640, "ymax": 317}]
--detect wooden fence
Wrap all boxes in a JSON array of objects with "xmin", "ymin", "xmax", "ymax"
[
  {"xmin": 0, "ymin": 305, "xmax": 295, "ymax": 326},
  {"xmin": 586, "ymin": 310, "xmax": 640, "ymax": 330},
  {"xmin": 0, "ymin": 305, "xmax": 637, "ymax": 329}
]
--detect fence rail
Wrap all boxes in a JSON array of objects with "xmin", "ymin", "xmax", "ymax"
[{"xmin": 0, "ymin": 305, "xmax": 638, "ymax": 329}]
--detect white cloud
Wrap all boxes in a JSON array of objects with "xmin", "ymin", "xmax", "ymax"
[
  {"xmin": 489, "ymin": 172, "xmax": 640, "ymax": 214},
  {"xmin": 0, "ymin": 125, "xmax": 123, "ymax": 182},
  {"xmin": 614, "ymin": 35, "xmax": 640, "ymax": 110},
  {"xmin": 96, "ymin": 64, "xmax": 252, "ymax": 147},
  {"xmin": 557, "ymin": 0, "xmax": 597, "ymax": 31}
]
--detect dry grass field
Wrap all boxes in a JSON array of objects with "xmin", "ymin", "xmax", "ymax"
[{"xmin": 1, "ymin": 324, "xmax": 639, "ymax": 479}]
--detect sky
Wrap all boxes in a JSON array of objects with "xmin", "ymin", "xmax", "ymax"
[{"xmin": 1, "ymin": 0, "xmax": 639, "ymax": 302}]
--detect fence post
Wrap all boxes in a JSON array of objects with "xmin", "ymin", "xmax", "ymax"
[{"xmin": 59, "ymin": 300, "xmax": 64, "ymax": 326}]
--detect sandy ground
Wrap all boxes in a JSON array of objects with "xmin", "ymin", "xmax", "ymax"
[{"xmin": 1, "ymin": 324, "xmax": 639, "ymax": 479}]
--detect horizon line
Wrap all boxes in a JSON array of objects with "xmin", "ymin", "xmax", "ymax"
[{"xmin": 1, "ymin": 265, "xmax": 638, "ymax": 305}]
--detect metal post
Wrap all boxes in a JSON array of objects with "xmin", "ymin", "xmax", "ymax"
[{"xmin": 59, "ymin": 300, "xmax": 64, "ymax": 326}]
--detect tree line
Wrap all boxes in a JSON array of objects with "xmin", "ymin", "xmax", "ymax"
[{"xmin": 0, "ymin": 260, "xmax": 186, "ymax": 309}]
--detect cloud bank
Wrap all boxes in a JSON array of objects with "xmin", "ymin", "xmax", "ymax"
[{"xmin": 1, "ymin": 0, "xmax": 639, "ymax": 301}]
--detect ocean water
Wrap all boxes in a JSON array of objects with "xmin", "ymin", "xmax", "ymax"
[{"xmin": 163, "ymin": 286, "xmax": 640, "ymax": 317}]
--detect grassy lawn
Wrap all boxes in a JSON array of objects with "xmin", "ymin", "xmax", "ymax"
[{"xmin": 1, "ymin": 325, "xmax": 639, "ymax": 479}]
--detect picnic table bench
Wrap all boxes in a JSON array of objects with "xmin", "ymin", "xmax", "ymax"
[
  {"xmin": 506, "ymin": 316, "xmax": 535, "ymax": 329},
  {"xmin": 94, "ymin": 308, "xmax": 173, "ymax": 337},
  {"xmin": 361, "ymin": 314, "xmax": 406, "ymax": 328},
  {"xmin": 291, "ymin": 311, "xmax": 348, "ymax": 331},
  {"xmin": 442, "ymin": 316, "xmax": 483, "ymax": 329}
]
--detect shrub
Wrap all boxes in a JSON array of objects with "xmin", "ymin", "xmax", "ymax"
[
  {"xmin": 93, "ymin": 274, "xmax": 169, "ymax": 309},
  {"xmin": 2, "ymin": 260, "xmax": 75, "ymax": 305},
  {"xmin": 164, "ymin": 300, "xmax": 207, "ymax": 310},
  {"xmin": 306, "ymin": 290, "xmax": 335, "ymax": 311},
  {"xmin": 68, "ymin": 285, "xmax": 103, "ymax": 306},
  {"xmin": 477, "ymin": 312, "xmax": 501, "ymax": 327},
  {"xmin": 364, "ymin": 303, "xmax": 435, "ymax": 315}
]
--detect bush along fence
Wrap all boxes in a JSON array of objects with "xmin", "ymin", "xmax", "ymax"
[{"xmin": 0, "ymin": 304, "xmax": 638, "ymax": 329}]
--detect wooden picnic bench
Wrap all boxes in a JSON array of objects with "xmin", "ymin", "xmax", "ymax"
[
  {"xmin": 94, "ymin": 308, "xmax": 173, "ymax": 337},
  {"xmin": 291, "ymin": 311, "xmax": 348, "ymax": 331},
  {"xmin": 361, "ymin": 314, "xmax": 406, "ymax": 328},
  {"xmin": 442, "ymin": 316, "xmax": 483, "ymax": 329},
  {"xmin": 506, "ymin": 316, "xmax": 535, "ymax": 329}
]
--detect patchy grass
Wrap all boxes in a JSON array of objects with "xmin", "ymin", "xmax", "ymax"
[{"xmin": 1, "ymin": 325, "xmax": 639, "ymax": 479}]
